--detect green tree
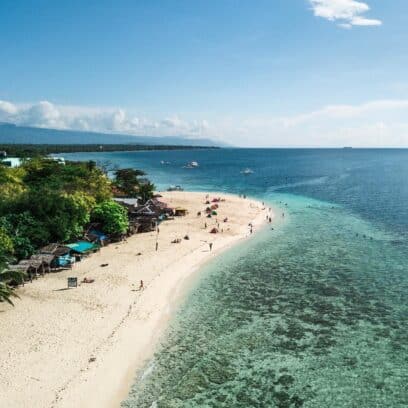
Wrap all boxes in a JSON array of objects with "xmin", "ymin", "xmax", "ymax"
[
  {"xmin": 0, "ymin": 213, "xmax": 46, "ymax": 258},
  {"xmin": 91, "ymin": 200, "xmax": 129, "ymax": 234},
  {"xmin": 0, "ymin": 233, "xmax": 24, "ymax": 306},
  {"xmin": 21, "ymin": 158, "xmax": 112, "ymax": 203},
  {"xmin": 114, "ymin": 168, "xmax": 146, "ymax": 197},
  {"xmin": 0, "ymin": 227, "xmax": 14, "ymax": 262},
  {"xmin": 0, "ymin": 268, "xmax": 25, "ymax": 306},
  {"xmin": 14, "ymin": 190, "xmax": 95, "ymax": 243},
  {"xmin": 138, "ymin": 181, "xmax": 156, "ymax": 204}
]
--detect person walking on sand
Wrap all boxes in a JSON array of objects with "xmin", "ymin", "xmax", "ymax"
[
  {"xmin": 209, "ymin": 242, "xmax": 213, "ymax": 251},
  {"xmin": 139, "ymin": 280, "xmax": 144, "ymax": 290},
  {"xmin": 155, "ymin": 241, "xmax": 158, "ymax": 251}
]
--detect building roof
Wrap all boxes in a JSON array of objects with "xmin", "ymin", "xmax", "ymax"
[
  {"xmin": 30, "ymin": 254, "xmax": 55, "ymax": 265},
  {"xmin": 40, "ymin": 244, "xmax": 71, "ymax": 256},
  {"xmin": 1, "ymin": 157, "xmax": 22, "ymax": 168},
  {"xmin": 114, "ymin": 198, "xmax": 139, "ymax": 207}
]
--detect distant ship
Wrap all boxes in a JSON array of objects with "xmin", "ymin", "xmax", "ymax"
[
  {"xmin": 241, "ymin": 168, "xmax": 254, "ymax": 175},
  {"xmin": 183, "ymin": 161, "xmax": 199, "ymax": 168}
]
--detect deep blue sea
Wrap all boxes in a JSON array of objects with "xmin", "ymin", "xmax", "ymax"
[{"xmin": 61, "ymin": 149, "xmax": 408, "ymax": 407}]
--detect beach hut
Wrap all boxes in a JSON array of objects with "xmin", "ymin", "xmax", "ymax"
[
  {"xmin": 174, "ymin": 207, "xmax": 188, "ymax": 217},
  {"xmin": 113, "ymin": 198, "xmax": 139, "ymax": 212},
  {"xmin": 66, "ymin": 241, "xmax": 100, "ymax": 260},
  {"xmin": 8, "ymin": 258, "xmax": 44, "ymax": 282},
  {"xmin": 131, "ymin": 216, "xmax": 157, "ymax": 233},
  {"xmin": 30, "ymin": 254, "xmax": 55, "ymax": 273},
  {"xmin": 40, "ymin": 243, "xmax": 74, "ymax": 268}
]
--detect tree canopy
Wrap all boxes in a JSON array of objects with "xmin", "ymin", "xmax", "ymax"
[
  {"xmin": 114, "ymin": 168, "xmax": 146, "ymax": 198},
  {"xmin": 113, "ymin": 168, "xmax": 155, "ymax": 203},
  {"xmin": 91, "ymin": 201, "xmax": 129, "ymax": 234},
  {"xmin": 0, "ymin": 158, "xmax": 113, "ymax": 261}
]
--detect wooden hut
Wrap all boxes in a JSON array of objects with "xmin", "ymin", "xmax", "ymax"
[
  {"xmin": 8, "ymin": 258, "xmax": 44, "ymax": 282},
  {"xmin": 30, "ymin": 254, "xmax": 55, "ymax": 273},
  {"xmin": 40, "ymin": 243, "xmax": 73, "ymax": 268},
  {"xmin": 174, "ymin": 207, "xmax": 188, "ymax": 217}
]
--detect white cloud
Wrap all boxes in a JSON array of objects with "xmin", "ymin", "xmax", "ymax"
[
  {"xmin": 0, "ymin": 100, "xmax": 210, "ymax": 139},
  {"xmin": 1, "ymin": 99, "xmax": 408, "ymax": 147},
  {"xmin": 218, "ymin": 99, "xmax": 408, "ymax": 147},
  {"xmin": 309, "ymin": 0, "xmax": 382, "ymax": 28}
]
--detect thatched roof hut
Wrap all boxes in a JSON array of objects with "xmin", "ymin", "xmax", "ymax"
[{"xmin": 40, "ymin": 243, "xmax": 72, "ymax": 257}]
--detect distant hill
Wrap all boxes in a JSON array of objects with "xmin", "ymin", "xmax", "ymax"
[{"xmin": 0, "ymin": 123, "xmax": 224, "ymax": 147}]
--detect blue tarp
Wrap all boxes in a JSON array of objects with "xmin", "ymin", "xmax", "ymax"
[
  {"xmin": 57, "ymin": 254, "xmax": 76, "ymax": 267},
  {"xmin": 90, "ymin": 229, "xmax": 107, "ymax": 241},
  {"xmin": 66, "ymin": 241, "xmax": 100, "ymax": 254}
]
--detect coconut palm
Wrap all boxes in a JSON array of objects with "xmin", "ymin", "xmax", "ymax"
[{"xmin": 0, "ymin": 266, "xmax": 25, "ymax": 306}]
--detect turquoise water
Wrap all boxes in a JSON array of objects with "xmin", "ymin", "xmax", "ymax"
[{"xmin": 62, "ymin": 149, "xmax": 408, "ymax": 407}]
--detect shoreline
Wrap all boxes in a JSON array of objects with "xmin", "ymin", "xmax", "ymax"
[{"xmin": 0, "ymin": 192, "xmax": 271, "ymax": 408}]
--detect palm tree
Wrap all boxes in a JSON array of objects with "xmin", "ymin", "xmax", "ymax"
[
  {"xmin": 0, "ymin": 266, "xmax": 25, "ymax": 306},
  {"xmin": 138, "ymin": 182, "xmax": 156, "ymax": 204}
]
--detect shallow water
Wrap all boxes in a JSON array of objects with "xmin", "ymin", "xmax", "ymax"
[{"xmin": 62, "ymin": 149, "xmax": 408, "ymax": 407}]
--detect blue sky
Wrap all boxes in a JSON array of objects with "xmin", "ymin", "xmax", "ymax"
[{"xmin": 0, "ymin": 0, "xmax": 407, "ymax": 146}]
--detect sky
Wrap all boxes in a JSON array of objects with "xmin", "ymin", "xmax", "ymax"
[{"xmin": 0, "ymin": 0, "xmax": 407, "ymax": 147}]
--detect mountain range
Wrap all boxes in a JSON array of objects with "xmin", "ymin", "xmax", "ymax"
[{"xmin": 0, "ymin": 123, "xmax": 223, "ymax": 147}]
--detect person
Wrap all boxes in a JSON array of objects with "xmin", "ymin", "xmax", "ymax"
[
  {"xmin": 139, "ymin": 280, "xmax": 144, "ymax": 290},
  {"xmin": 155, "ymin": 241, "xmax": 158, "ymax": 251},
  {"xmin": 204, "ymin": 222, "xmax": 207, "ymax": 229},
  {"xmin": 282, "ymin": 212, "xmax": 285, "ymax": 217},
  {"xmin": 209, "ymin": 242, "xmax": 213, "ymax": 251}
]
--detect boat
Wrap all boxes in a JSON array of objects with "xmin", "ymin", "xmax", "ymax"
[
  {"xmin": 183, "ymin": 161, "xmax": 199, "ymax": 169},
  {"xmin": 241, "ymin": 168, "xmax": 254, "ymax": 175},
  {"xmin": 167, "ymin": 185, "xmax": 184, "ymax": 191}
]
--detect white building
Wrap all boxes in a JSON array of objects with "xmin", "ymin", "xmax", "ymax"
[{"xmin": 1, "ymin": 157, "xmax": 22, "ymax": 168}]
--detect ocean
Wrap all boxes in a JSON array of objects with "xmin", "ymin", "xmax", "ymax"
[{"xmin": 61, "ymin": 149, "xmax": 408, "ymax": 407}]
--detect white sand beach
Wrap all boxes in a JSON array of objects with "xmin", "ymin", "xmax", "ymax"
[{"xmin": 0, "ymin": 192, "xmax": 271, "ymax": 408}]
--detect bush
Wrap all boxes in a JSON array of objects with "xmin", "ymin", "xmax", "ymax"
[{"xmin": 91, "ymin": 200, "xmax": 129, "ymax": 234}]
